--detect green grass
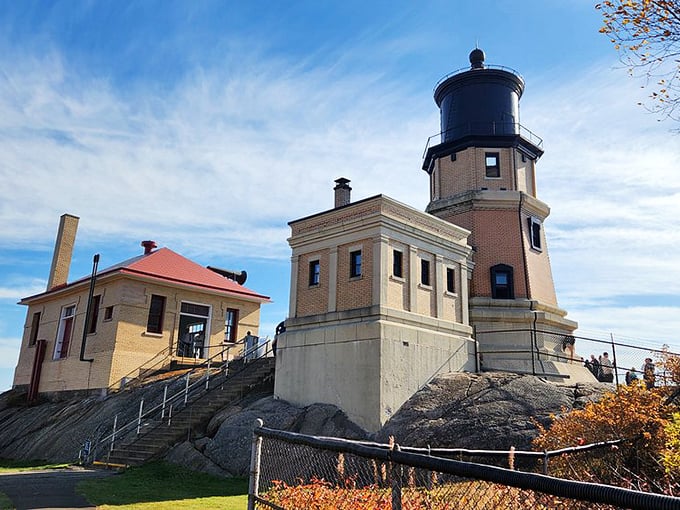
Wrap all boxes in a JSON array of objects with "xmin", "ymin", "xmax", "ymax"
[
  {"xmin": 0, "ymin": 491, "xmax": 12, "ymax": 510},
  {"xmin": 0, "ymin": 458, "xmax": 70, "ymax": 472},
  {"xmin": 78, "ymin": 461, "xmax": 249, "ymax": 510}
]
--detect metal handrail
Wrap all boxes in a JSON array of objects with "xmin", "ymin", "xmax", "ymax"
[
  {"xmin": 95, "ymin": 337, "xmax": 272, "ymax": 456},
  {"xmin": 433, "ymin": 63, "xmax": 525, "ymax": 92},
  {"xmin": 422, "ymin": 122, "xmax": 544, "ymax": 160},
  {"xmin": 107, "ymin": 344, "xmax": 172, "ymax": 393}
]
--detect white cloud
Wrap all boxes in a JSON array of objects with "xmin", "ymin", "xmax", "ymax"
[
  {"xmin": 0, "ymin": 49, "xmax": 432, "ymax": 260},
  {"xmin": 0, "ymin": 338, "xmax": 20, "ymax": 369},
  {"xmin": 0, "ymin": 280, "xmax": 46, "ymax": 301}
]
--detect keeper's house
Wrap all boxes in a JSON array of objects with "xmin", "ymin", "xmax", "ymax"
[{"xmin": 12, "ymin": 214, "xmax": 270, "ymax": 399}]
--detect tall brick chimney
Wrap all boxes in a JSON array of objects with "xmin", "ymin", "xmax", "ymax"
[
  {"xmin": 334, "ymin": 177, "xmax": 351, "ymax": 208},
  {"xmin": 47, "ymin": 214, "xmax": 80, "ymax": 291}
]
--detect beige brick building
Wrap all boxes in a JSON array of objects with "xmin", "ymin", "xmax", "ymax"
[
  {"xmin": 13, "ymin": 214, "xmax": 269, "ymax": 399},
  {"xmin": 275, "ymin": 183, "xmax": 476, "ymax": 431}
]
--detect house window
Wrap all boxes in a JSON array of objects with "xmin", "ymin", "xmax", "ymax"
[
  {"xmin": 87, "ymin": 295, "xmax": 101, "ymax": 334},
  {"xmin": 103, "ymin": 306, "xmax": 114, "ymax": 321},
  {"xmin": 491, "ymin": 264, "xmax": 514, "ymax": 299},
  {"xmin": 54, "ymin": 304, "xmax": 76, "ymax": 359},
  {"xmin": 225, "ymin": 308, "xmax": 239, "ymax": 343},
  {"xmin": 393, "ymin": 250, "xmax": 403, "ymax": 278},
  {"xmin": 446, "ymin": 268, "xmax": 455, "ymax": 293},
  {"xmin": 350, "ymin": 250, "xmax": 362, "ymax": 278},
  {"xmin": 146, "ymin": 295, "xmax": 166, "ymax": 334},
  {"xmin": 421, "ymin": 259, "xmax": 431, "ymax": 286},
  {"xmin": 29, "ymin": 312, "xmax": 41, "ymax": 346},
  {"xmin": 309, "ymin": 260, "xmax": 320, "ymax": 286},
  {"xmin": 485, "ymin": 152, "xmax": 500, "ymax": 178},
  {"xmin": 529, "ymin": 217, "xmax": 542, "ymax": 251}
]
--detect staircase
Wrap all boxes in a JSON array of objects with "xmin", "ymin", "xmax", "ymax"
[{"xmin": 99, "ymin": 355, "xmax": 276, "ymax": 467}]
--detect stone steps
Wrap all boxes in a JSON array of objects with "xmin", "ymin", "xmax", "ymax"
[{"xmin": 99, "ymin": 356, "xmax": 275, "ymax": 467}]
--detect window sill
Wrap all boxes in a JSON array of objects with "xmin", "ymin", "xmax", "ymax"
[
  {"xmin": 143, "ymin": 331, "xmax": 163, "ymax": 338},
  {"xmin": 349, "ymin": 275, "xmax": 362, "ymax": 281},
  {"xmin": 390, "ymin": 275, "xmax": 406, "ymax": 283},
  {"xmin": 418, "ymin": 283, "xmax": 433, "ymax": 291},
  {"xmin": 444, "ymin": 291, "xmax": 458, "ymax": 298}
]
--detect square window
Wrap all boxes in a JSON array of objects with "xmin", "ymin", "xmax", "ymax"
[
  {"xmin": 350, "ymin": 250, "xmax": 362, "ymax": 278},
  {"xmin": 421, "ymin": 259, "xmax": 431, "ymax": 286},
  {"xmin": 309, "ymin": 260, "xmax": 320, "ymax": 286},
  {"xmin": 485, "ymin": 152, "xmax": 500, "ymax": 178},
  {"xmin": 393, "ymin": 250, "xmax": 403, "ymax": 278},
  {"xmin": 446, "ymin": 268, "xmax": 455, "ymax": 293},
  {"xmin": 103, "ymin": 306, "xmax": 114, "ymax": 321}
]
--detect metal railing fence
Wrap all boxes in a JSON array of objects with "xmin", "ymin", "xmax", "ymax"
[
  {"xmin": 248, "ymin": 424, "xmax": 680, "ymax": 510},
  {"xmin": 476, "ymin": 328, "xmax": 679, "ymax": 386},
  {"xmin": 84, "ymin": 337, "xmax": 272, "ymax": 463}
]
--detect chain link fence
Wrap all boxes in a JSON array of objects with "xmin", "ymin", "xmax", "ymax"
[{"xmin": 247, "ymin": 423, "xmax": 680, "ymax": 510}]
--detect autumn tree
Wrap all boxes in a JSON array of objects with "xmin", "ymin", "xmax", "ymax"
[
  {"xmin": 596, "ymin": 0, "xmax": 680, "ymax": 121},
  {"xmin": 533, "ymin": 382, "xmax": 679, "ymax": 493}
]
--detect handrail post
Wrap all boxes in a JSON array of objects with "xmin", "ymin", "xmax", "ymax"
[
  {"xmin": 168, "ymin": 404, "xmax": 173, "ymax": 426},
  {"xmin": 184, "ymin": 372, "xmax": 190, "ymax": 404},
  {"xmin": 391, "ymin": 443, "xmax": 402, "ymax": 510},
  {"xmin": 161, "ymin": 385, "xmax": 168, "ymax": 419},
  {"xmin": 248, "ymin": 418, "xmax": 264, "ymax": 510},
  {"xmin": 136, "ymin": 399, "xmax": 144, "ymax": 435},
  {"xmin": 110, "ymin": 414, "xmax": 118, "ymax": 452},
  {"xmin": 205, "ymin": 358, "xmax": 211, "ymax": 390}
]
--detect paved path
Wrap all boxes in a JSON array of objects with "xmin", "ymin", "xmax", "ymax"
[{"xmin": 0, "ymin": 467, "xmax": 115, "ymax": 510}]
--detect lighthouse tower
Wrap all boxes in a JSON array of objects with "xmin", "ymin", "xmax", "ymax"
[{"xmin": 423, "ymin": 49, "xmax": 580, "ymax": 378}]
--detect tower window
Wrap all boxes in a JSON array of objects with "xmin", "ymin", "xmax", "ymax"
[
  {"xmin": 350, "ymin": 250, "xmax": 362, "ymax": 278},
  {"xmin": 485, "ymin": 152, "xmax": 500, "ymax": 178},
  {"xmin": 421, "ymin": 259, "xmax": 431, "ymax": 286},
  {"xmin": 446, "ymin": 268, "xmax": 455, "ymax": 293},
  {"xmin": 491, "ymin": 264, "xmax": 514, "ymax": 299},
  {"xmin": 393, "ymin": 250, "xmax": 403, "ymax": 278},
  {"xmin": 309, "ymin": 260, "xmax": 320, "ymax": 286},
  {"xmin": 529, "ymin": 217, "xmax": 542, "ymax": 251}
]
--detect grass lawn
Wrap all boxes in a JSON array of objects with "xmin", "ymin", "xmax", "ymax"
[
  {"xmin": 78, "ymin": 461, "xmax": 249, "ymax": 510},
  {"xmin": 0, "ymin": 459, "xmax": 69, "ymax": 472}
]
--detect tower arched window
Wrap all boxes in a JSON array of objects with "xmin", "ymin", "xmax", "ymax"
[{"xmin": 490, "ymin": 264, "xmax": 514, "ymax": 299}]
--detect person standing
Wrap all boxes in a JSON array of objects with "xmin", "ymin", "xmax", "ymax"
[
  {"xmin": 643, "ymin": 358, "xmax": 656, "ymax": 389},
  {"xmin": 599, "ymin": 352, "xmax": 614, "ymax": 383}
]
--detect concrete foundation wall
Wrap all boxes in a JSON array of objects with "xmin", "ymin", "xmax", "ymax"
[{"xmin": 274, "ymin": 306, "xmax": 474, "ymax": 431}]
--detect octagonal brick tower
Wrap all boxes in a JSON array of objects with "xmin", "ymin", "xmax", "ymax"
[{"xmin": 423, "ymin": 49, "xmax": 582, "ymax": 380}]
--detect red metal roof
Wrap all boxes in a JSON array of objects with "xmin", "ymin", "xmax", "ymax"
[
  {"xmin": 21, "ymin": 247, "xmax": 270, "ymax": 303},
  {"xmin": 117, "ymin": 248, "xmax": 270, "ymax": 301}
]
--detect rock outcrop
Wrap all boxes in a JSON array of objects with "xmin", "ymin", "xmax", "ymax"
[{"xmin": 0, "ymin": 371, "xmax": 607, "ymax": 474}]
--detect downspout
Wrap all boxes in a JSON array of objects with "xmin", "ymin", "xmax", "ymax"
[{"xmin": 80, "ymin": 254, "xmax": 99, "ymax": 363}]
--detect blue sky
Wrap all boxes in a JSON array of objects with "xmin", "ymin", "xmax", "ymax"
[{"xmin": 0, "ymin": 1, "xmax": 678, "ymax": 392}]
